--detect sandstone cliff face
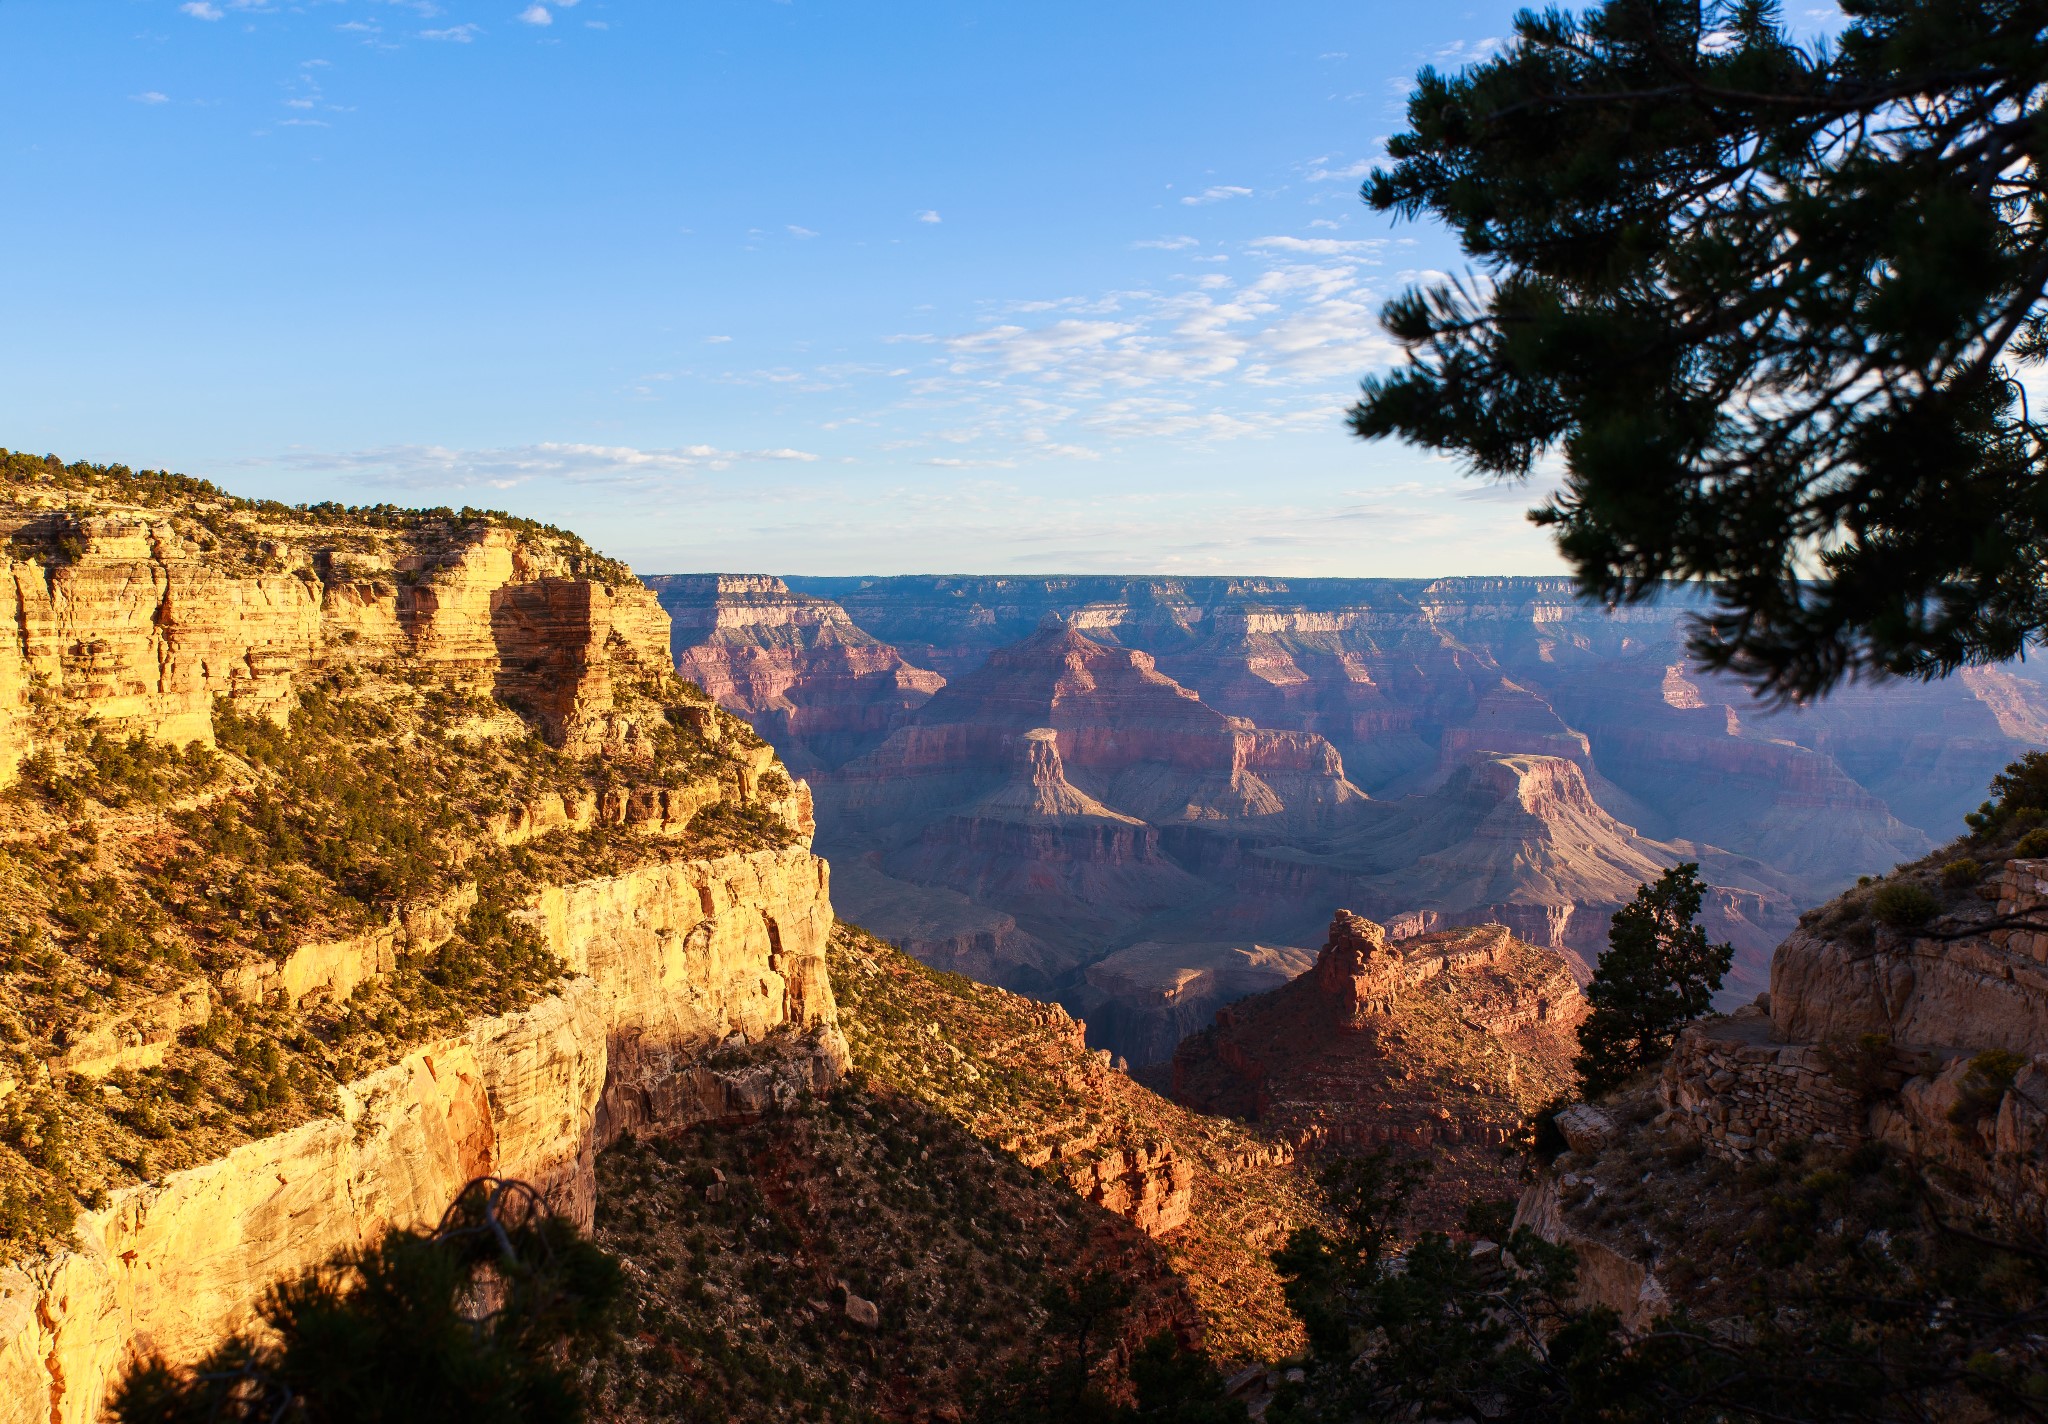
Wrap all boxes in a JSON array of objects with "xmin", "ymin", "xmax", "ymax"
[
  {"xmin": 1656, "ymin": 853, "xmax": 2048, "ymax": 1232},
  {"xmin": 0, "ymin": 847, "xmax": 844, "ymax": 1424},
  {"xmin": 0, "ymin": 497, "xmax": 676, "ymax": 780},
  {"xmin": 0, "ymin": 463, "xmax": 843, "ymax": 1422}
]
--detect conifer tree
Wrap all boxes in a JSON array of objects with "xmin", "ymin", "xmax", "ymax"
[
  {"xmin": 109, "ymin": 1179, "xmax": 621, "ymax": 1424},
  {"xmin": 1575, "ymin": 863, "xmax": 1732, "ymax": 1095},
  {"xmin": 1354, "ymin": 0, "xmax": 2048, "ymax": 699}
]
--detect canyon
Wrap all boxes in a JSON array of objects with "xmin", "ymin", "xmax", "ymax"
[{"xmin": 653, "ymin": 574, "xmax": 2047, "ymax": 1061}]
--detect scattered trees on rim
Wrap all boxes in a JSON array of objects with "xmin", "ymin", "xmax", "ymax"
[
  {"xmin": 1575, "ymin": 862, "xmax": 1732, "ymax": 1096},
  {"xmin": 1353, "ymin": 0, "xmax": 2048, "ymax": 700}
]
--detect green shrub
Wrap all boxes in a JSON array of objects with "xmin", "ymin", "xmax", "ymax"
[
  {"xmin": 1871, "ymin": 882, "xmax": 1939, "ymax": 928},
  {"xmin": 2017, "ymin": 829, "xmax": 2048, "ymax": 858},
  {"xmin": 1948, "ymin": 1049, "xmax": 2028, "ymax": 1136},
  {"xmin": 1968, "ymin": 752, "xmax": 2048, "ymax": 836},
  {"xmin": 1941, "ymin": 858, "xmax": 1984, "ymax": 888}
]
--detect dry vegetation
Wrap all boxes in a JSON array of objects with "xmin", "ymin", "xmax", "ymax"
[
  {"xmin": 584, "ymin": 1087, "xmax": 1191, "ymax": 1423},
  {"xmin": 828, "ymin": 924, "xmax": 1317, "ymax": 1365},
  {"xmin": 0, "ymin": 584, "xmax": 789, "ymax": 1261}
]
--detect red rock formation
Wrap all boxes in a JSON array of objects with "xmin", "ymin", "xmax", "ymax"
[
  {"xmin": 648, "ymin": 575, "xmax": 943, "ymax": 775},
  {"xmin": 1171, "ymin": 910, "xmax": 1585, "ymax": 1222}
]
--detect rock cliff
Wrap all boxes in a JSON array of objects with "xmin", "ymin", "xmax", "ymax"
[
  {"xmin": 648, "ymin": 574, "xmax": 943, "ymax": 776},
  {"xmin": 0, "ymin": 456, "xmax": 841, "ymax": 1423}
]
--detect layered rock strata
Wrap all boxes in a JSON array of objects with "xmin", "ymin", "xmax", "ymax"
[
  {"xmin": 665, "ymin": 573, "xmax": 2010, "ymax": 1063},
  {"xmin": 648, "ymin": 574, "xmax": 944, "ymax": 775},
  {"xmin": 1658, "ymin": 856, "xmax": 2048, "ymax": 1230},
  {"xmin": 0, "ymin": 462, "xmax": 842, "ymax": 1423},
  {"xmin": 0, "ymin": 847, "xmax": 845, "ymax": 1424},
  {"xmin": 0, "ymin": 498, "xmax": 673, "ymax": 779}
]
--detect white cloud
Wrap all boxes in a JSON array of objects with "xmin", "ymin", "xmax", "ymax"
[
  {"xmin": 1180, "ymin": 185, "xmax": 1253, "ymax": 206},
  {"xmin": 787, "ymin": 225, "xmax": 818, "ymax": 239},
  {"xmin": 704, "ymin": 334, "xmax": 732, "ymax": 344},
  {"xmin": 915, "ymin": 209, "xmax": 942, "ymax": 224},
  {"xmin": 1305, "ymin": 158, "xmax": 1373, "ymax": 183},
  {"xmin": 1432, "ymin": 36, "xmax": 1505, "ymax": 65},
  {"xmin": 1133, "ymin": 235, "xmax": 1198, "ymax": 250},
  {"xmin": 516, "ymin": 4, "xmax": 551, "ymax": 24},
  {"xmin": 422, "ymin": 23, "xmax": 481, "ymax": 40},
  {"xmin": 180, "ymin": 2, "xmax": 223, "ymax": 18},
  {"xmin": 924, "ymin": 457, "xmax": 1018, "ymax": 469},
  {"xmin": 131, "ymin": 91, "xmax": 171, "ymax": 104},
  {"xmin": 1251, "ymin": 235, "xmax": 1382, "ymax": 257},
  {"xmin": 272, "ymin": 441, "xmax": 821, "ymax": 491}
]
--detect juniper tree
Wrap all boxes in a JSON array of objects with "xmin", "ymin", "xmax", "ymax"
[
  {"xmin": 1354, "ymin": 0, "xmax": 2048, "ymax": 699},
  {"xmin": 1576, "ymin": 862, "xmax": 1733, "ymax": 1094}
]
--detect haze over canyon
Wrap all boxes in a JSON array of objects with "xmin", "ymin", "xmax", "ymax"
[{"xmin": 654, "ymin": 573, "xmax": 2048, "ymax": 1064}]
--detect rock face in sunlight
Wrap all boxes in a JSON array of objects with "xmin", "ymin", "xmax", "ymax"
[
  {"xmin": 656, "ymin": 574, "xmax": 1996, "ymax": 1058},
  {"xmin": 0, "ymin": 460, "xmax": 839, "ymax": 1424}
]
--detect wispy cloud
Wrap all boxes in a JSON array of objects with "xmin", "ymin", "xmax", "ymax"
[
  {"xmin": 422, "ymin": 23, "xmax": 482, "ymax": 41},
  {"xmin": 915, "ymin": 209, "xmax": 942, "ymax": 224},
  {"xmin": 1133, "ymin": 235, "xmax": 1198, "ymax": 250},
  {"xmin": 516, "ymin": 4, "xmax": 551, "ymax": 24},
  {"xmin": 1180, "ymin": 185, "xmax": 1253, "ymax": 206},
  {"xmin": 270, "ymin": 441, "xmax": 821, "ymax": 491},
  {"xmin": 131, "ymin": 91, "xmax": 171, "ymax": 104},
  {"xmin": 1305, "ymin": 157, "xmax": 1373, "ymax": 183},
  {"xmin": 787, "ymin": 225, "xmax": 819, "ymax": 239},
  {"xmin": 1251, "ymin": 235, "xmax": 1382, "ymax": 256},
  {"xmin": 179, "ymin": 2, "xmax": 223, "ymax": 18},
  {"xmin": 923, "ymin": 456, "xmax": 1018, "ymax": 470}
]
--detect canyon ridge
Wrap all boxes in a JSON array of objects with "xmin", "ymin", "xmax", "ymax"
[{"xmin": 654, "ymin": 573, "xmax": 2048, "ymax": 1063}]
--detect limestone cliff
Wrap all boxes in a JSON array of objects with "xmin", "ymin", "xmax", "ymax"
[
  {"xmin": 0, "ymin": 848, "xmax": 844, "ymax": 1424},
  {"xmin": 0, "ymin": 455, "xmax": 840, "ymax": 1423}
]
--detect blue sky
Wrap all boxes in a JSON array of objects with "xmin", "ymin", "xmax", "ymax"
[{"xmin": 0, "ymin": 2, "xmax": 1798, "ymax": 576}]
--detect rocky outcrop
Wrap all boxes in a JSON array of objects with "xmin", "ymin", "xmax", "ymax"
[
  {"xmin": 0, "ymin": 847, "xmax": 843, "ymax": 1424},
  {"xmin": 1661, "ymin": 857, "xmax": 2048, "ymax": 1231},
  {"xmin": 1511, "ymin": 1173, "xmax": 1672, "ymax": 1333},
  {"xmin": 0, "ymin": 505, "xmax": 674, "ymax": 781},
  {"xmin": 1172, "ymin": 912, "xmax": 1585, "ymax": 1220}
]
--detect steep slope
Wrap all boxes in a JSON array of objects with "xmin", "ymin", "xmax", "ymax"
[
  {"xmin": 575, "ymin": 930, "xmax": 1327, "ymax": 1423},
  {"xmin": 0, "ymin": 455, "xmax": 835, "ymax": 1424},
  {"xmin": 825, "ymin": 923, "xmax": 1318, "ymax": 1366},
  {"xmin": 1171, "ymin": 909, "xmax": 1585, "ymax": 1224}
]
